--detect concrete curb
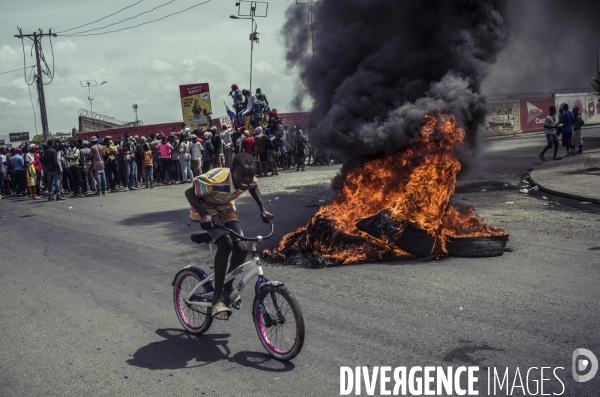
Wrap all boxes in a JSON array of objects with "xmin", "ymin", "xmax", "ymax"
[{"xmin": 529, "ymin": 172, "xmax": 600, "ymax": 204}]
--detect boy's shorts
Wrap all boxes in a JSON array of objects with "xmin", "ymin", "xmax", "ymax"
[
  {"xmin": 207, "ymin": 215, "xmax": 244, "ymax": 243},
  {"xmin": 190, "ymin": 206, "xmax": 244, "ymax": 242},
  {"xmin": 572, "ymin": 130, "xmax": 583, "ymax": 146},
  {"xmin": 545, "ymin": 133, "xmax": 559, "ymax": 146}
]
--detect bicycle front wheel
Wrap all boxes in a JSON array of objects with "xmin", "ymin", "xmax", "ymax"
[
  {"xmin": 253, "ymin": 285, "xmax": 305, "ymax": 361},
  {"xmin": 173, "ymin": 270, "xmax": 213, "ymax": 335}
]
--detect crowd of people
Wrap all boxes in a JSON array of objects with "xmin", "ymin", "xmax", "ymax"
[
  {"xmin": 0, "ymin": 121, "xmax": 342, "ymax": 201},
  {"xmin": 539, "ymin": 103, "xmax": 585, "ymax": 161},
  {"xmin": 0, "ymin": 83, "xmax": 349, "ymax": 200}
]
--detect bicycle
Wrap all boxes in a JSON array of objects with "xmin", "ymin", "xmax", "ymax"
[{"xmin": 172, "ymin": 220, "xmax": 305, "ymax": 361}]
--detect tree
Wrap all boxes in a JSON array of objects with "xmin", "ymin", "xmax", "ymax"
[
  {"xmin": 592, "ymin": 51, "xmax": 600, "ymax": 99},
  {"xmin": 29, "ymin": 132, "xmax": 55, "ymax": 145},
  {"xmin": 72, "ymin": 127, "xmax": 78, "ymax": 137}
]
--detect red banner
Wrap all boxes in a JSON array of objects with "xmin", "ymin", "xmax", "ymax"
[{"xmin": 519, "ymin": 98, "xmax": 554, "ymax": 132}]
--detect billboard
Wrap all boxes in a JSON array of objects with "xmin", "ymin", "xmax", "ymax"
[
  {"xmin": 585, "ymin": 95, "xmax": 600, "ymax": 123},
  {"xmin": 180, "ymin": 83, "xmax": 212, "ymax": 131},
  {"xmin": 519, "ymin": 98, "xmax": 555, "ymax": 132},
  {"xmin": 0, "ymin": 139, "xmax": 5, "ymax": 146},
  {"xmin": 485, "ymin": 100, "xmax": 520, "ymax": 134},
  {"xmin": 9, "ymin": 132, "xmax": 30, "ymax": 142},
  {"xmin": 555, "ymin": 94, "xmax": 587, "ymax": 121}
]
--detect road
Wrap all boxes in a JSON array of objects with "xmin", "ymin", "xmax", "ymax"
[{"xmin": 1, "ymin": 130, "xmax": 599, "ymax": 396}]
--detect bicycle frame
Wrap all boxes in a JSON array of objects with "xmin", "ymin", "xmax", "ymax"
[{"xmin": 181, "ymin": 235, "xmax": 285, "ymax": 324}]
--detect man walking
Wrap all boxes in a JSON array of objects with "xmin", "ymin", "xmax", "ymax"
[{"xmin": 538, "ymin": 105, "xmax": 562, "ymax": 162}]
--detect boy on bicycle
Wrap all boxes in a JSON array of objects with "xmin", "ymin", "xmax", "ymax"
[{"xmin": 185, "ymin": 152, "xmax": 273, "ymax": 320}]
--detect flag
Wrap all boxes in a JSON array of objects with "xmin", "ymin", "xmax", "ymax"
[{"xmin": 224, "ymin": 100, "xmax": 236, "ymax": 122}]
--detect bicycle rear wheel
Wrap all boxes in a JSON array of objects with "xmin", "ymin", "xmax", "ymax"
[
  {"xmin": 173, "ymin": 270, "xmax": 213, "ymax": 335},
  {"xmin": 253, "ymin": 285, "xmax": 305, "ymax": 361}
]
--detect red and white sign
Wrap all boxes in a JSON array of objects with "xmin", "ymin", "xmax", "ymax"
[
  {"xmin": 585, "ymin": 95, "xmax": 600, "ymax": 123},
  {"xmin": 519, "ymin": 98, "xmax": 555, "ymax": 132}
]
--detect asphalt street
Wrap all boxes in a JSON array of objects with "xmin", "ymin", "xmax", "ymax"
[{"xmin": 1, "ymin": 131, "xmax": 599, "ymax": 396}]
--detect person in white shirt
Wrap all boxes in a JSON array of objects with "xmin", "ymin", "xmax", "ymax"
[
  {"xmin": 220, "ymin": 126, "xmax": 233, "ymax": 167},
  {"xmin": 0, "ymin": 148, "xmax": 7, "ymax": 197},
  {"xmin": 239, "ymin": 89, "xmax": 256, "ymax": 127},
  {"xmin": 538, "ymin": 105, "xmax": 562, "ymax": 162},
  {"xmin": 189, "ymin": 134, "xmax": 203, "ymax": 177}
]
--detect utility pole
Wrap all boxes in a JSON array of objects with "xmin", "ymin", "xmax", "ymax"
[
  {"xmin": 296, "ymin": 0, "xmax": 320, "ymax": 56},
  {"xmin": 230, "ymin": 1, "xmax": 269, "ymax": 92},
  {"xmin": 15, "ymin": 29, "xmax": 56, "ymax": 143}
]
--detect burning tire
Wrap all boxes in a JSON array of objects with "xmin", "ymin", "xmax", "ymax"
[
  {"xmin": 394, "ymin": 225, "xmax": 439, "ymax": 258},
  {"xmin": 445, "ymin": 235, "xmax": 509, "ymax": 258}
]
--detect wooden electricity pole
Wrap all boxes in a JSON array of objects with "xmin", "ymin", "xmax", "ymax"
[{"xmin": 15, "ymin": 29, "xmax": 57, "ymax": 143}]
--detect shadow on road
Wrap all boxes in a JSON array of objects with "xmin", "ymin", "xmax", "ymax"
[{"xmin": 127, "ymin": 328, "xmax": 295, "ymax": 372}]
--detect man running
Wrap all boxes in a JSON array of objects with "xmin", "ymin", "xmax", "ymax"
[
  {"xmin": 185, "ymin": 153, "xmax": 273, "ymax": 320},
  {"xmin": 538, "ymin": 105, "xmax": 562, "ymax": 161}
]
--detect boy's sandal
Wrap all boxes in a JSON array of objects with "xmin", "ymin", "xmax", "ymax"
[
  {"xmin": 212, "ymin": 302, "xmax": 232, "ymax": 320},
  {"xmin": 224, "ymin": 291, "xmax": 242, "ymax": 310}
]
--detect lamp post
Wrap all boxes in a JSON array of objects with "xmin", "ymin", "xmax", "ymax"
[
  {"xmin": 230, "ymin": 1, "xmax": 268, "ymax": 92},
  {"xmin": 80, "ymin": 80, "xmax": 107, "ymax": 113}
]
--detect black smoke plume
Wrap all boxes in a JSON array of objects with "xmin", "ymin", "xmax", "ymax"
[
  {"xmin": 483, "ymin": 0, "xmax": 600, "ymax": 95},
  {"xmin": 282, "ymin": 0, "xmax": 507, "ymax": 158}
]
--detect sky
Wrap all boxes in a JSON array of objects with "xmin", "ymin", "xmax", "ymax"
[
  {"xmin": 1, "ymin": 0, "xmax": 599, "ymax": 142},
  {"xmin": 0, "ymin": 0, "xmax": 301, "ymax": 140}
]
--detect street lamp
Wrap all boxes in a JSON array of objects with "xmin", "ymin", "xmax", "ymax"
[
  {"xmin": 230, "ymin": 1, "xmax": 268, "ymax": 92},
  {"xmin": 296, "ymin": 0, "xmax": 320, "ymax": 56},
  {"xmin": 80, "ymin": 80, "xmax": 107, "ymax": 113}
]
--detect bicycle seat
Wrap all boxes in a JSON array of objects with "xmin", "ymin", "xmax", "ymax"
[{"xmin": 191, "ymin": 230, "xmax": 213, "ymax": 244}]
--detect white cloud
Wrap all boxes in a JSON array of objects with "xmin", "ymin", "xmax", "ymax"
[
  {"xmin": 0, "ymin": 45, "xmax": 20, "ymax": 71},
  {"xmin": 54, "ymin": 40, "xmax": 77, "ymax": 54},
  {"xmin": 59, "ymin": 96, "xmax": 85, "ymax": 106},
  {"xmin": 151, "ymin": 59, "xmax": 174, "ymax": 72},
  {"xmin": 255, "ymin": 60, "xmax": 275, "ymax": 74},
  {"xmin": 0, "ymin": 96, "xmax": 17, "ymax": 105}
]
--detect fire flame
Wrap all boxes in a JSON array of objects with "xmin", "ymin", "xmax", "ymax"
[{"xmin": 274, "ymin": 112, "xmax": 507, "ymax": 264}]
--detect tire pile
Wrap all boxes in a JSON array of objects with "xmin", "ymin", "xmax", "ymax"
[{"xmin": 356, "ymin": 210, "xmax": 508, "ymax": 258}]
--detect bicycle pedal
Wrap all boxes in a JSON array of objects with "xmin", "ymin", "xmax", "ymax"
[{"xmin": 190, "ymin": 292, "xmax": 213, "ymax": 302}]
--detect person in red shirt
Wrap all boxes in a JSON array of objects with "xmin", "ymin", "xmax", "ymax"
[
  {"xmin": 156, "ymin": 136, "xmax": 173, "ymax": 184},
  {"xmin": 241, "ymin": 130, "xmax": 256, "ymax": 171}
]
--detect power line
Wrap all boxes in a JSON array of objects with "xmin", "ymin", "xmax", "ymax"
[
  {"xmin": 0, "ymin": 66, "xmax": 34, "ymax": 76},
  {"xmin": 65, "ymin": 0, "xmax": 175, "ymax": 36},
  {"xmin": 40, "ymin": 29, "xmax": 55, "ymax": 85},
  {"xmin": 27, "ymin": 83, "xmax": 39, "ymax": 135},
  {"xmin": 60, "ymin": 0, "xmax": 211, "ymax": 37},
  {"xmin": 18, "ymin": 28, "xmax": 36, "ymax": 86},
  {"xmin": 56, "ymin": 0, "xmax": 145, "ymax": 34}
]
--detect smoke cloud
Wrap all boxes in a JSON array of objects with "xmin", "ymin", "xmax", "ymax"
[
  {"xmin": 282, "ymin": 0, "xmax": 508, "ymax": 157},
  {"xmin": 482, "ymin": 0, "xmax": 600, "ymax": 95}
]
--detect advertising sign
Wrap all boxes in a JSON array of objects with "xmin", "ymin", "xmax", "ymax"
[
  {"xmin": 585, "ymin": 95, "xmax": 600, "ymax": 123},
  {"xmin": 9, "ymin": 132, "xmax": 30, "ymax": 142},
  {"xmin": 519, "ymin": 98, "xmax": 555, "ymax": 132},
  {"xmin": 179, "ymin": 83, "xmax": 212, "ymax": 131},
  {"xmin": 555, "ymin": 94, "xmax": 587, "ymax": 121},
  {"xmin": 484, "ymin": 100, "xmax": 520, "ymax": 134},
  {"xmin": 0, "ymin": 139, "xmax": 5, "ymax": 146}
]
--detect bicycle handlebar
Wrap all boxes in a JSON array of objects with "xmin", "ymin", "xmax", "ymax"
[{"xmin": 213, "ymin": 219, "xmax": 274, "ymax": 241}]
